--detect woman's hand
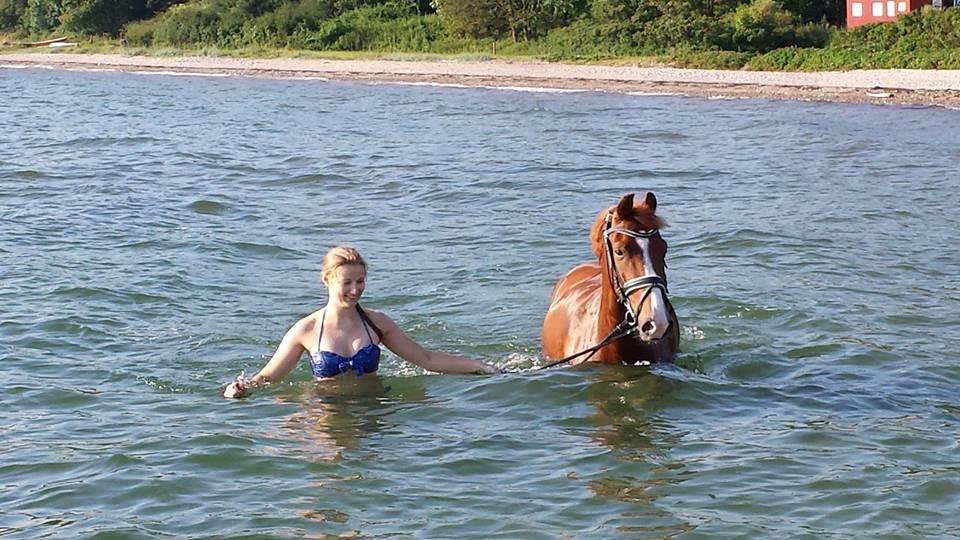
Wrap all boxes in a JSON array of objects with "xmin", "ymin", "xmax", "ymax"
[
  {"xmin": 223, "ymin": 373, "xmax": 252, "ymax": 399},
  {"xmin": 477, "ymin": 362, "xmax": 503, "ymax": 375},
  {"xmin": 223, "ymin": 381, "xmax": 247, "ymax": 398}
]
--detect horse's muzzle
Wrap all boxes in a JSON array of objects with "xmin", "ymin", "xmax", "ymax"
[{"xmin": 624, "ymin": 320, "xmax": 677, "ymax": 365}]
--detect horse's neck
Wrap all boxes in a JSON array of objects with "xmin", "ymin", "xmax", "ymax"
[
  {"xmin": 595, "ymin": 268, "xmax": 627, "ymax": 362},
  {"xmin": 597, "ymin": 287, "xmax": 622, "ymax": 332}
]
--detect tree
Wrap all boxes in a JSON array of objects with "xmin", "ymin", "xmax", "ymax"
[
  {"xmin": 589, "ymin": 0, "xmax": 660, "ymax": 25},
  {"xmin": 721, "ymin": 0, "xmax": 799, "ymax": 51},
  {"xmin": 0, "ymin": 0, "xmax": 27, "ymax": 31},
  {"xmin": 780, "ymin": 0, "xmax": 844, "ymax": 25},
  {"xmin": 11, "ymin": 0, "xmax": 180, "ymax": 35},
  {"xmin": 22, "ymin": 0, "xmax": 65, "ymax": 32},
  {"xmin": 434, "ymin": 0, "xmax": 506, "ymax": 37},
  {"xmin": 61, "ymin": 0, "xmax": 142, "ymax": 34},
  {"xmin": 638, "ymin": 0, "xmax": 727, "ymax": 49},
  {"xmin": 436, "ymin": 0, "xmax": 582, "ymax": 40}
]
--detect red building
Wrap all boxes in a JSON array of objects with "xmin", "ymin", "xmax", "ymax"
[{"xmin": 847, "ymin": 0, "xmax": 932, "ymax": 28}]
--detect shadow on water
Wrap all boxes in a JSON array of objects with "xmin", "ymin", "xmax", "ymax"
[
  {"xmin": 557, "ymin": 364, "xmax": 699, "ymax": 537},
  {"xmin": 262, "ymin": 375, "xmax": 427, "ymax": 463},
  {"xmin": 582, "ymin": 365, "xmax": 679, "ymax": 454},
  {"xmin": 247, "ymin": 365, "xmax": 702, "ymax": 537}
]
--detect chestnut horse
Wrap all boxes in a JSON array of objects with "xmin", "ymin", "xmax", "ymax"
[{"xmin": 541, "ymin": 193, "xmax": 679, "ymax": 366}]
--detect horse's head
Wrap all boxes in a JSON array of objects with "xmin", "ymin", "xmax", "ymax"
[{"xmin": 590, "ymin": 192, "xmax": 672, "ymax": 342}]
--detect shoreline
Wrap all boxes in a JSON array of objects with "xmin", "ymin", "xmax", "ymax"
[{"xmin": 3, "ymin": 52, "xmax": 960, "ymax": 108}]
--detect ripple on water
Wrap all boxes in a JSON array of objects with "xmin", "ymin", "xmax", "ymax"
[
  {"xmin": 8, "ymin": 169, "xmax": 47, "ymax": 180},
  {"xmin": 785, "ymin": 342, "xmax": 844, "ymax": 359},
  {"xmin": 50, "ymin": 285, "xmax": 169, "ymax": 304},
  {"xmin": 274, "ymin": 172, "xmax": 356, "ymax": 187},
  {"xmin": 222, "ymin": 241, "xmax": 302, "ymax": 258},
  {"xmin": 186, "ymin": 199, "xmax": 230, "ymax": 216}
]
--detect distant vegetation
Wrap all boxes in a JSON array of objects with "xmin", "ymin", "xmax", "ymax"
[{"xmin": 2, "ymin": 0, "xmax": 960, "ymax": 69}]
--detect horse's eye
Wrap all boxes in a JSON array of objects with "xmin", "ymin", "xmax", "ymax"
[{"xmin": 614, "ymin": 248, "xmax": 625, "ymax": 257}]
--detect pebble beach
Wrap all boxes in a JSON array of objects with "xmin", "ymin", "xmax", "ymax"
[{"xmin": 3, "ymin": 51, "xmax": 960, "ymax": 108}]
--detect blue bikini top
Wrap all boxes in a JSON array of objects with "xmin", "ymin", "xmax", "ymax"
[{"xmin": 309, "ymin": 307, "xmax": 381, "ymax": 378}]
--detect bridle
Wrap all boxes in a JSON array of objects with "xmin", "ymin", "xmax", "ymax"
[
  {"xmin": 539, "ymin": 212, "xmax": 673, "ymax": 369},
  {"xmin": 601, "ymin": 211, "xmax": 670, "ymax": 329}
]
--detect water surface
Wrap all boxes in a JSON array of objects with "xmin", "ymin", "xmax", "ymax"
[{"xmin": 2, "ymin": 66, "xmax": 959, "ymax": 538}]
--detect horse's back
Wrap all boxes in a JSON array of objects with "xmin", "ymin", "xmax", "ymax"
[
  {"xmin": 547, "ymin": 262, "xmax": 600, "ymax": 301},
  {"xmin": 541, "ymin": 263, "xmax": 602, "ymax": 360}
]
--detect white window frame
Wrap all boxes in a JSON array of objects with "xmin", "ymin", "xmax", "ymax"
[
  {"xmin": 873, "ymin": 2, "xmax": 884, "ymax": 16},
  {"xmin": 853, "ymin": 2, "xmax": 864, "ymax": 16}
]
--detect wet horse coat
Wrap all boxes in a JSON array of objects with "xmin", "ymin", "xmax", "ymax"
[{"xmin": 541, "ymin": 193, "xmax": 679, "ymax": 365}]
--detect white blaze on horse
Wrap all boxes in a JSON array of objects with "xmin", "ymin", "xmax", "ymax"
[{"xmin": 541, "ymin": 192, "xmax": 679, "ymax": 366}]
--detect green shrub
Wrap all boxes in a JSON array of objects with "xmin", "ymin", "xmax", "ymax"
[
  {"xmin": 541, "ymin": 18, "xmax": 636, "ymax": 59},
  {"xmin": 639, "ymin": 7, "xmax": 722, "ymax": 51},
  {"xmin": 831, "ymin": 6, "xmax": 960, "ymax": 51},
  {"xmin": 296, "ymin": 3, "xmax": 449, "ymax": 51},
  {"xmin": 719, "ymin": 0, "xmax": 801, "ymax": 52},
  {"xmin": 815, "ymin": 7, "xmax": 960, "ymax": 69},
  {"xmin": 124, "ymin": 18, "xmax": 154, "ymax": 45},
  {"xmin": 668, "ymin": 45, "xmax": 752, "ymax": 69},
  {"xmin": 747, "ymin": 46, "xmax": 816, "ymax": 70},
  {"xmin": 150, "ymin": 2, "xmax": 221, "ymax": 45}
]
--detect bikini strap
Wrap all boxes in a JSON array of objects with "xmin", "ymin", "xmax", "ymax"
[
  {"xmin": 316, "ymin": 308, "xmax": 327, "ymax": 351},
  {"xmin": 356, "ymin": 304, "xmax": 384, "ymax": 343}
]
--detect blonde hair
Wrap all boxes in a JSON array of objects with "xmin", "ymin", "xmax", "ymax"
[{"xmin": 321, "ymin": 246, "xmax": 367, "ymax": 283}]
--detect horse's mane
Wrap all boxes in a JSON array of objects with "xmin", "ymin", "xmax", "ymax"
[{"xmin": 589, "ymin": 199, "xmax": 666, "ymax": 257}]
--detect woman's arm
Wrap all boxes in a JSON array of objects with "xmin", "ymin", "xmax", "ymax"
[
  {"xmin": 224, "ymin": 318, "xmax": 310, "ymax": 398},
  {"xmin": 373, "ymin": 311, "xmax": 500, "ymax": 374}
]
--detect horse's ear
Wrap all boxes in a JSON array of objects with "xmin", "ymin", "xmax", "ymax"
[
  {"xmin": 639, "ymin": 191, "xmax": 657, "ymax": 213},
  {"xmin": 615, "ymin": 193, "xmax": 635, "ymax": 219}
]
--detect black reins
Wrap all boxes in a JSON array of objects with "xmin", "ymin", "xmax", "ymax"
[
  {"xmin": 537, "ymin": 318, "xmax": 641, "ymax": 369},
  {"xmin": 539, "ymin": 212, "xmax": 672, "ymax": 370}
]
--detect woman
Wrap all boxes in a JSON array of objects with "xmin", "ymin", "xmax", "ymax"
[{"xmin": 224, "ymin": 246, "xmax": 500, "ymax": 398}]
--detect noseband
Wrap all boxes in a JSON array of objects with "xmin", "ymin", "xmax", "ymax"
[{"xmin": 602, "ymin": 213, "xmax": 670, "ymax": 329}]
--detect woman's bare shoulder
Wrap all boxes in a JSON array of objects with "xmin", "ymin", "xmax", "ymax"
[
  {"xmin": 360, "ymin": 307, "xmax": 395, "ymax": 328},
  {"xmin": 293, "ymin": 309, "xmax": 323, "ymax": 334}
]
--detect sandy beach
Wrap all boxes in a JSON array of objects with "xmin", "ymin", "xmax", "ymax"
[{"xmin": 3, "ymin": 51, "xmax": 960, "ymax": 108}]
